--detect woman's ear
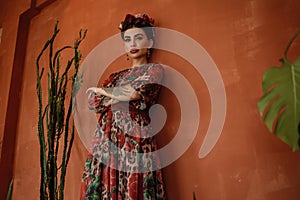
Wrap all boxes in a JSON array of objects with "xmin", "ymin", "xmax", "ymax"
[{"xmin": 148, "ymin": 39, "xmax": 153, "ymax": 48}]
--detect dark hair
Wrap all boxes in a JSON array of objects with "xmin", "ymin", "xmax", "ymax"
[{"xmin": 119, "ymin": 14, "xmax": 155, "ymax": 41}]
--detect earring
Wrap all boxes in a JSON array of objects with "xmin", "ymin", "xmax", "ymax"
[
  {"xmin": 147, "ymin": 49, "xmax": 151, "ymax": 59},
  {"xmin": 126, "ymin": 53, "xmax": 129, "ymax": 60}
]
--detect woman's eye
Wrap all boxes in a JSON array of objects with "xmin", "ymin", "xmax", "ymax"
[
  {"xmin": 124, "ymin": 38, "xmax": 131, "ymax": 42},
  {"xmin": 136, "ymin": 36, "xmax": 143, "ymax": 40}
]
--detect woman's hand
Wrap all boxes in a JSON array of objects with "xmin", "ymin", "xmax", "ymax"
[
  {"xmin": 86, "ymin": 87, "xmax": 109, "ymax": 98},
  {"xmin": 86, "ymin": 85, "xmax": 140, "ymax": 101},
  {"xmin": 134, "ymin": 74, "xmax": 150, "ymax": 81}
]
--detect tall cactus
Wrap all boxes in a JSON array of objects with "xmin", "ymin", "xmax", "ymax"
[{"xmin": 36, "ymin": 21, "xmax": 86, "ymax": 200}]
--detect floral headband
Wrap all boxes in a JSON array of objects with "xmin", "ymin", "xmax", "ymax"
[{"xmin": 118, "ymin": 13, "xmax": 155, "ymax": 30}]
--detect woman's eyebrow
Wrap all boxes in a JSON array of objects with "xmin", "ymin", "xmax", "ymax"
[
  {"xmin": 124, "ymin": 33, "xmax": 144, "ymax": 38},
  {"xmin": 134, "ymin": 33, "xmax": 144, "ymax": 37}
]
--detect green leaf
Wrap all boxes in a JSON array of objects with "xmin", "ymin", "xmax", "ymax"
[
  {"xmin": 6, "ymin": 179, "xmax": 13, "ymax": 200},
  {"xmin": 258, "ymin": 55, "xmax": 300, "ymax": 151}
]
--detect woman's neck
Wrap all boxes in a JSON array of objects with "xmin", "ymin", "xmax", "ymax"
[{"xmin": 132, "ymin": 56, "xmax": 148, "ymax": 67}]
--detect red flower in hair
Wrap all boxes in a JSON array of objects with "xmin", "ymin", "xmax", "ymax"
[{"xmin": 119, "ymin": 13, "xmax": 154, "ymax": 30}]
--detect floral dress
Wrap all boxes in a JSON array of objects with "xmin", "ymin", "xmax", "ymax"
[{"xmin": 80, "ymin": 63, "xmax": 167, "ymax": 200}]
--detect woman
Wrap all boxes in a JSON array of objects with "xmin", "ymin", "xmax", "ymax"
[{"xmin": 80, "ymin": 13, "xmax": 167, "ymax": 200}]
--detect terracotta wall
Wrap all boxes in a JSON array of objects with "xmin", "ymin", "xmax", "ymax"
[{"xmin": 1, "ymin": 0, "xmax": 300, "ymax": 199}]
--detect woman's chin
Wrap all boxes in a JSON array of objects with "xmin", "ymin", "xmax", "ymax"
[{"xmin": 128, "ymin": 54, "xmax": 146, "ymax": 59}]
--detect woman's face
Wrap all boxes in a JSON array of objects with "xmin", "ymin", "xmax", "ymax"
[{"xmin": 123, "ymin": 27, "xmax": 153, "ymax": 59}]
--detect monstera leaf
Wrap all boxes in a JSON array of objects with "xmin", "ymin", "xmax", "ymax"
[{"xmin": 258, "ymin": 30, "xmax": 300, "ymax": 151}]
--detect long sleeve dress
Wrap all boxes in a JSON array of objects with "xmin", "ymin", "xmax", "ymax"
[{"xmin": 80, "ymin": 63, "xmax": 167, "ymax": 200}]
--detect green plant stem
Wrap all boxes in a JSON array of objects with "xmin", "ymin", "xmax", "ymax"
[
  {"xmin": 59, "ymin": 29, "xmax": 86, "ymax": 200},
  {"xmin": 283, "ymin": 28, "xmax": 300, "ymax": 62},
  {"xmin": 5, "ymin": 179, "xmax": 13, "ymax": 200},
  {"xmin": 36, "ymin": 21, "xmax": 86, "ymax": 200}
]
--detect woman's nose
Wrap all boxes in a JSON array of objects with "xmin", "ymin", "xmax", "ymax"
[{"xmin": 130, "ymin": 39, "xmax": 136, "ymax": 47}]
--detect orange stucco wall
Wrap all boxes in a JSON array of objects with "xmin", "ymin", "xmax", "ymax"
[{"xmin": 1, "ymin": 0, "xmax": 300, "ymax": 199}]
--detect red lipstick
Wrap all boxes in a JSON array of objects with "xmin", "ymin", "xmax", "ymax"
[{"xmin": 130, "ymin": 49, "xmax": 139, "ymax": 54}]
